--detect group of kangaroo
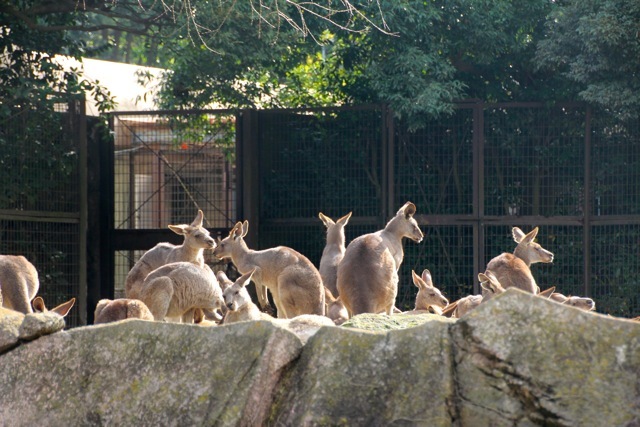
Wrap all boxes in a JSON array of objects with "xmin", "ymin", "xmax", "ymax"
[{"xmin": 0, "ymin": 202, "xmax": 598, "ymax": 328}]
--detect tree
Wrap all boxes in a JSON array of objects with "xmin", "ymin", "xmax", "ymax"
[
  {"xmin": 153, "ymin": 0, "xmax": 559, "ymax": 129},
  {"xmin": 535, "ymin": 0, "xmax": 640, "ymax": 118}
]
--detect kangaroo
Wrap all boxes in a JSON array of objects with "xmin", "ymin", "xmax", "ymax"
[
  {"xmin": 222, "ymin": 269, "xmax": 273, "ymax": 324},
  {"xmin": 137, "ymin": 262, "xmax": 224, "ymax": 322},
  {"xmin": 324, "ymin": 287, "xmax": 349, "ymax": 325},
  {"xmin": 447, "ymin": 270, "xmax": 506, "ymax": 318},
  {"xmin": 318, "ymin": 211, "xmax": 352, "ymax": 297},
  {"xmin": 125, "ymin": 210, "xmax": 216, "ymax": 299},
  {"xmin": 0, "ymin": 255, "xmax": 40, "ymax": 314},
  {"xmin": 550, "ymin": 293, "xmax": 596, "ymax": 311},
  {"xmin": 485, "ymin": 226, "xmax": 554, "ymax": 294},
  {"xmin": 403, "ymin": 269, "xmax": 449, "ymax": 315},
  {"xmin": 32, "ymin": 296, "xmax": 76, "ymax": 317},
  {"xmin": 213, "ymin": 220, "xmax": 325, "ymax": 319},
  {"xmin": 93, "ymin": 298, "xmax": 155, "ymax": 324},
  {"xmin": 337, "ymin": 201, "xmax": 424, "ymax": 317}
]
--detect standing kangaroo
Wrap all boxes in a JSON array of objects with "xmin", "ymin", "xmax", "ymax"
[
  {"xmin": 485, "ymin": 226, "xmax": 554, "ymax": 294},
  {"xmin": 125, "ymin": 210, "xmax": 216, "ymax": 299},
  {"xmin": 318, "ymin": 211, "xmax": 352, "ymax": 297},
  {"xmin": 0, "ymin": 255, "xmax": 39, "ymax": 313},
  {"xmin": 337, "ymin": 201, "xmax": 424, "ymax": 317},
  {"xmin": 213, "ymin": 220, "xmax": 325, "ymax": 319}
]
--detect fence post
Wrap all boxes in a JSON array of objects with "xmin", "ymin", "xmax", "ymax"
[
  {"xmin": 473, "ymin": 101, "xmax": 485, "ymax": 295},
  {"xmin": 383, "ymin": 104, "xmax": 394, "ymax": 220},
  {"xmin": 237, "ymin": 109, "xmax": 260, "ymax": 248},
  {"xmin": 583, "ymin": 105, "xmax": 592, "ymax": 297},
  {"xmin": 71, "ymin": 97, "xmax": 88, "ymax": 325}
]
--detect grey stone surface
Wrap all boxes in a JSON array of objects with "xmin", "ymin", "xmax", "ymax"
[{"xmin": 1, "ymin": 289, "xmax": 639, "ymax": 427}]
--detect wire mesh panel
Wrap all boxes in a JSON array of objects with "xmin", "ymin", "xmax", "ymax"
[
  {"xmin": 111, "ymin": 111, "xmax": 236, "ymax": 296},
  {"xmin": 591, "ymin": 225, "xmax": 640, "ymax": 317},
  {"xmin": 0, "ymin": 220, "xmax": 81, "ymax": 326},
  {"xmin": 258, "ymin": 107, "xmax": 385, "ymax": 220},
  {"xmin": 0, "ymin": 102, "xmax": 83, "ymax": 326},
  {"xmin": 398, "ymin": 225, "xmax": 476, "ymax": 310},
  {"xmin": 395, "ymin": 107, "xmax": 475, "ymax": 215},
  {"xmin": 591, "ymin": 113, "xmax": 640, "ymax": 216},
  {"xmin": 484, "ymin": 105, "xmax": 586, "ymax": 217}
]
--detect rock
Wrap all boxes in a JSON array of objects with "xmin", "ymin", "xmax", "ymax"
[
  {"xmin": 343, "ymin": 311, "xmax": 456, "ymax": 331},
  {"xmin": 0, "ymin": 319, "xmax": 301, "ymax": 426},
  {"xmin": 1, "ymin": 308, "xmax": 66, "ymax": 353},
  {"xmin": 451, "ymin": 288, "xmax": 640, "ymax": 426},
  {"xmin": 269, "ymin": 317, "xmax": 454, "ymax": 426},
  {"xmin": 19, "ymin": 312, "xmax": 66, "ymax": 340},
  {"xmin": 1, "ymin": 289, "xmax": 639, "ymax": 427},
  {"xmin": 0, "ymin": 307, "xmax": 24, "ymax": 353}
]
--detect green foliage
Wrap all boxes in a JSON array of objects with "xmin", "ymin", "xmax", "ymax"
[{"xmin": 535, "ymin": 0, "xmax": 640, "ymax": 118}]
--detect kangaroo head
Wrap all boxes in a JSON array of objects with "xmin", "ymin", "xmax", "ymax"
[
  {"xmin": 223, "ymin": 269, "xmax": 255, "ymax": 311},
  {"xmin": 412, "ymin": 269, "xmax": 448, "ymax": 311},
  {"xmin": 551, "ymin": 293, "xmax": 596, "ymax": 311},
  {"xmin": 387, "ymin": 201, "xmax": 423, "ymax": 243},
  {"xmin": 512, "ymin": 227, "xmax": 554, "ymax": 265},
  {"xmin": 168, "ymin": 210, "xmax": 216, "ymax": 250},
  {"xmin": 213, "ymin": 221, "xmax": 249, "ymax": 259},
  {"xmin": 479, "ymin": 271, "xmax": 506, "ymax": 301}
]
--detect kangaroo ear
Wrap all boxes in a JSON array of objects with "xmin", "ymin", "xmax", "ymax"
[
  {"xmin": 411, "ymin": 270, "xmax": 425, "ymax": 290},
  {"xmin": 32, "ymin": 296, "xmax": 46, "ymax": 312},
  {"xmin": 318, "ymin": 212, "xmax": 334, "ymax": 228},
  {"xmin": 240, "ymin": 220, "xmax": 250, "ymax": 238},
  {"xmin": 521, "ymin": 227, "xmax": 539, "ymax": 244},
  {"xmin": 51, "ymin": 298, "xmax": 75, "ymax": 317},
  {"xmin": 538, "ymin": 286, "xmax": 556, "ymax": 298},
  {"xmin": 238, "ymin": 269, "xmax": 255, "ymax": 287},
  {"xmin": 337, "ymin": 212, "xmax": 352, "ymax": 225},
  {"xmin": 398, "ymin": 201, "xmax": 417, "ymax": 218},
  {"xmin": 230, "ymin": 222, "xmax": 243, "ymax": 239},
  {"xmin": 512, "ymin": 227, "xmax": 526, "ymax": 243},
  {"xmin": 421, "ymin": 269, "xmax": 433, "ymax": 287},
  {"xmin": 191, "ymin": 210, "xmax": 204, "ymax": 227},
  {"xmin": 169, "ymin": 224, "xmax": 188, "ymax": 235}
]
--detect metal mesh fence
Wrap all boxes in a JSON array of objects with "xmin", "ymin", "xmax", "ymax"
[
  {"xmin": 395, "ymin": 108, "xmax": 475, "ymax": 215},
  {"xmin": 0, "ymin": 101, "xmax": 84, "ymax": 326},
  {"xmin": 108, "ymin": 103, "xmax": 640, "ymax": 318},
  {"xmin": 111, "ymin": 111, "xmax": 236, "ymax": 297},
  {"xmin": 484, "ymin": 105, "xmax": 586, "ymax": 217},
  {"xmin": 591, "ymin": 224, "xmax": 640, "ymax": 317},
  {"xmin": 258, "ymin": 107, "xmax": 385, "ymax": 220}
]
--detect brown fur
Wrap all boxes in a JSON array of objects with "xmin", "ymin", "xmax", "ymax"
[
  {"xmin": 94, "ymin": 298, "xmax": 154, "ymax": 324},
  {"xmin": 0, "ymin": 255, "xmax": 39, "ymax": 313},
  {"xmin": 318, "ymin": 211, "xmax": 352, "ymax": 297},
  {"xmin": 337, "ymin": 202, "xmax": 424, "ymax": 317},
  {"xmin": 448, "ymin": 271, "xmax": 506, "ymax": 318},
  {"xmin": 125, "ymin": 210, "xmax": 216, "ymax": 299},
  {"xmin": 403, "ymin": 269, "xmax": 449, "ymax": 315},
  {"xmin": 137, "ymin": 262, "xmax": 223, "ymax": 322},
  {"xmin": 213, "ymin": 221, "xmax": 325, "ymax": 319},
  {"xmin": 32, "ymin": 296, "xmax": 75, "ymax": 317},
  {"xmin": 550, "ymin": 292, "xmax": 596, "ymax": 311},
  {"xmin": 485, "ymin": 227, "xmax": 554, "ymax": 294},
  {"xmin": 324, "ymin": 287, "xmax": 348, "ymax": 325}
]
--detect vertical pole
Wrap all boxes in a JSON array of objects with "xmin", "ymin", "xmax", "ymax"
[
  {"xmin": 473, "ymin": 102, "xmax": 485, "ymax": 294},
  {"xmin": 238, "ymin": 109, "xmax": 260, "ymax": 248},
  {"xmin": 74, "ymin": 97, "xmax": 88, "ymax": 325},
  {"xmin": 583, "ymin": 106, "xmax": 592, "ymax": 297},
  {"xmin": 384, "ymin": 105, "xmax": 395, "ymax": 221}
]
